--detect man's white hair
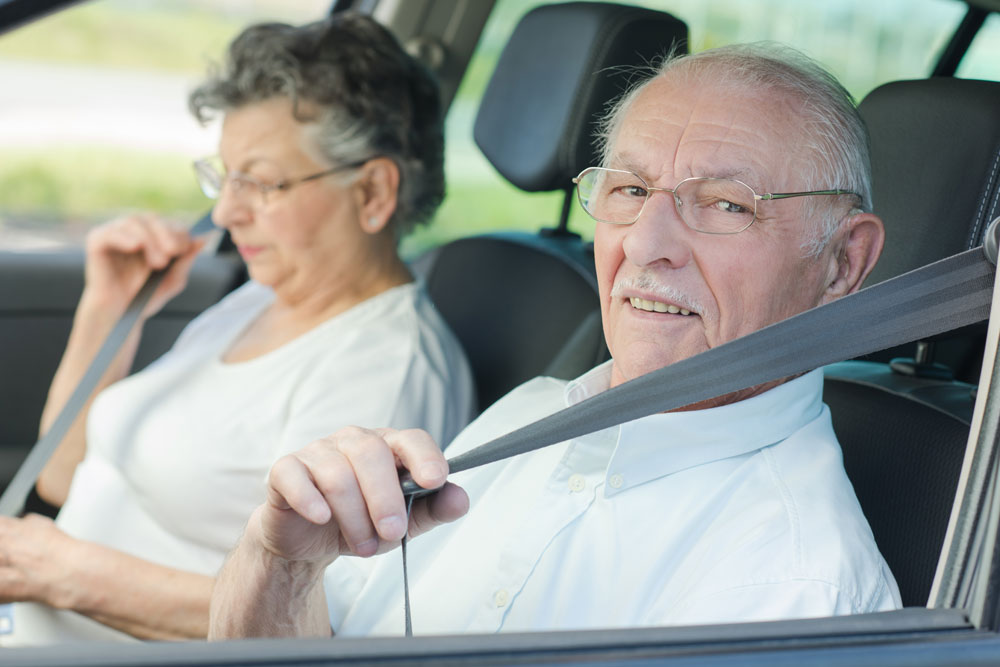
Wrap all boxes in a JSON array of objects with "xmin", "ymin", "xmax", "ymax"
[{"xmin": 596, "ymin": 42, "xmax": 872, "ymax": 257}]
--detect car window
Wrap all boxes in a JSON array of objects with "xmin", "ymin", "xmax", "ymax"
[
  {"xmin": 0, "ymin": 0, "xmax": 331, "ymax": 252},
  {"xmin": 1, "ymin": 0, "xmax": 999, "ymax": 663},
  {"xmin": 2, "ymin": 0, "xmax": 983, "ymax": 257}
]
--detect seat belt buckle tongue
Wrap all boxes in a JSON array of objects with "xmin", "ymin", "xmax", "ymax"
[
  {"xmin": 399, "ymin": 472, "xmax": 437, "ymax": 499},
  {"xmin": 982, "ymin": 216, "xmax": 1000, "ymax": 266}
]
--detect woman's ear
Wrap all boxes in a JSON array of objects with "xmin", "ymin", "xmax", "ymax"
[
  {"xmin": 821, "ymin": 212, "xmax": 885, "ymax": 304},
  {"xmin": 354, "ymin": 157, "xmax": 400, "ymax": 235}
]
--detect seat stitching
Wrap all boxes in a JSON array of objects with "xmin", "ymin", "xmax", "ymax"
[
  {"xmin": 988, "ymin": 148, "xmax": 1000, "ymax": 224},
  {"xmin": 971, "ymin": 147, "xmax": 1000, "ymax": 247}
]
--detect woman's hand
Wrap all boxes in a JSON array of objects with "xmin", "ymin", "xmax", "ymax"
[
  {"xmin": 81, "ymin": 214, "xmax": 206, "ymax": 320},
  {"xmin": 0, "ymin": 514, "xmax": 79, "ymax": 608},
  {"xmin": 0, "ymin": 514, "xmax": 216, "ymax": 639},
  {"xmin": 254, "ymin": 427, "xmax": 469, "ymax": 566}
]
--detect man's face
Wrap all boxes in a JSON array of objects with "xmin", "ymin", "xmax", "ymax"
[{"xmin": 595, "ymin": 74, "xmax": 843, "ymax": 392}]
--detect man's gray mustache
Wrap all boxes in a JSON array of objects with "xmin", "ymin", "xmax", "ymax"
[{"xmin": 610, "ymin": 274, "xmax": 705, "ymax": 315}]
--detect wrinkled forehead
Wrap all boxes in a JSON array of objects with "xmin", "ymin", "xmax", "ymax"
[{"xmin": 609, "ymin": 72, "xmax": 812, "ymax": 191}]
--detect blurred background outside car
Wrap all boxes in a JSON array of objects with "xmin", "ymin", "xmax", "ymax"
[{"xmin": 0, "ymin": 0, "xmax": 997, "ymax": 256}]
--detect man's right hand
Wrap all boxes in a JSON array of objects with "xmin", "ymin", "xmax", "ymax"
[
  {"xmin": 82, "ymin": 214, "xmax": 206, "ymax": 320},
  {"xmin": 251, "ymin": 427, "xmax": 469, "ymax": 567}
]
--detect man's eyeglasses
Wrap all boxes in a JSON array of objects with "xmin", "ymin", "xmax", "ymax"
[
  {"xmin": 573, "ymin": 167, "xmax": 862, "ymax": 235},
  {"xmin": 193, "ymin": 157, "xmax": 370, "ymax": 207}
]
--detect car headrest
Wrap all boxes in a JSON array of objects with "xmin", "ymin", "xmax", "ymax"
[
  {"xmin": 474, "ymin": 2, "xmax": 687, "ymax": 193},
  {"xmin": 860, "ymin": 78, "xmax": 1000, "ymax": 286}
]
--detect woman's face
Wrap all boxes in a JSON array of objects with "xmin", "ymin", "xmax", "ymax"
[{"xmin": 211, "ymin": 97, "xmax": 370, "ymax": 302}]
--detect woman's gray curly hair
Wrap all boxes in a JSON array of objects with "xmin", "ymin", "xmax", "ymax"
[{"xmin": 189, "ymin": 12, "xmax": 445, "ymax": 239}]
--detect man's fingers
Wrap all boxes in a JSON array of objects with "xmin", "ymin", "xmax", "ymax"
[
  {"xmin": 380, "ymin": 428, "xmax": 449, "ymax": 491},
  {"xmin": 408, "ymin": 483, "xmax": 469, "ymax": 539},
  {"xmin": 265, "ymin": 428, "xmax": 455, "ymax": 560},
  {"xmin": 267, "ymin": 454, "xmax": 332, "ymax": 525},
  {"xmin": 329, "ymin": 428, "xmax": 410, "ymax": 548},
  {"xmin": 297, "ymin": 434, "xmax": 391, "ymax": 555}
]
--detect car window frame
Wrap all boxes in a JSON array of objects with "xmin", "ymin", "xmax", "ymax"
[{"xmin": 3, "ymin": 0, "xmax": 1000, "ymax": 664}]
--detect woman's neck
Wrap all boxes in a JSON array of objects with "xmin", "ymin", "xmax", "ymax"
[
  {"xmin": 223, "ymin": 246, "xmax": 413, "ymax": 364},
  {"xmin": 276, "ymin": 251, "xmax": 411, "ymax": 321}
]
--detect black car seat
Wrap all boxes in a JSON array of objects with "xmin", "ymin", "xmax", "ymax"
[
  {"xmin": 414, "ymin": 2, "xmax": 688, "ymax": 413},
  {"xmin": 825, "ymin": 77, "xmax": 1000, "ymax": 607}
]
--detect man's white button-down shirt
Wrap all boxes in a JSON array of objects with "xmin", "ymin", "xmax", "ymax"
[{"xmin": 324, "ymin": 362, "xmax": 901, "ymax": 636}]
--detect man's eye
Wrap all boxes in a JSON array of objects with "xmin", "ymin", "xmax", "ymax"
[
  {"xmin": 613, "ymin": 184, "xmax": 648, "ymax": 198},
  {"xmin": 711, "ymin": 199, "xmax": 751, "ymax": 214}
]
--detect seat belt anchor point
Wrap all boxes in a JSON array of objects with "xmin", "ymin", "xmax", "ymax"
[{"xmin": 982, "ymin": 216, "xmax": 1000, "ymax": 266}]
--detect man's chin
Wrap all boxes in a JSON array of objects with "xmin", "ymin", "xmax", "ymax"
[
  {"xmin": 671, "ymin": 377, "xmax": 796, "ymax": 412},
  {"xmin": 608, "ymin": 351, "xmax": 701, "ymax": 389}
]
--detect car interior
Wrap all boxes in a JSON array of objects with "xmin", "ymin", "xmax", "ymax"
[
  {"xmin": 2, "ymin": 0, "xmax": 1000, "ymax": 664},
  {"xmin": 825, "ymin": 75, "xmax": 1000, "ymax": 607}
]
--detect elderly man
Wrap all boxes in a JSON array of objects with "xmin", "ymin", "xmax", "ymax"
[{"xmin": 210, "ymin": 43, "xmax": 900, "ymax": 638}]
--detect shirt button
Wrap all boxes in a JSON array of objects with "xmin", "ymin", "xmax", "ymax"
[
  {"xmin": 568, "ymin": 473, "xmax": 586, "ymax": 493},
  {"xmin": 609, "ymin": 473, "xmax": 624, "ymax": 489},
  {"xmin": 494, "ymin": 589, "xmax": 509, "ymax": 607}
]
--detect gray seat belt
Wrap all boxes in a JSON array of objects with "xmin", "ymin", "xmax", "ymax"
[{"xmin": 0, "ymin": 216, "xmax": 217, "ymax": 518}]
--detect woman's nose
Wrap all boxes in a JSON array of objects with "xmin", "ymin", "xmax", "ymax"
[{"xmin": 210, "ymin": 182, "xmax": 252, "ymax": 229}]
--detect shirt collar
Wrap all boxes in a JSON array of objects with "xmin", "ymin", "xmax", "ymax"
[
  {"xmin": 564, "ymin": 362, "xmax": 826, "ymax": 497},
  {"xmin": 564, "ymin": 359, "xmax": 616, "ymax": 406}
]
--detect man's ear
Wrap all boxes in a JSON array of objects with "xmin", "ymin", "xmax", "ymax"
[
  {"xmin": 353, "ymin": 157, "xmax": 400, "ymax": 235},
  {"xmin": 821, "ymin": 212, "xmax": 885, "ymax": 304}
]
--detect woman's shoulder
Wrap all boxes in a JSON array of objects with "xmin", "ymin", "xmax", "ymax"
[{"xmin": 317, "ymin": 281, "xmax": 458, "ymax": 356}]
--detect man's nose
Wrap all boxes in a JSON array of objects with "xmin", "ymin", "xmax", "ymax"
[{"xmin": 621, "ymin": 192, "xmax": 693, "ymax": 268}]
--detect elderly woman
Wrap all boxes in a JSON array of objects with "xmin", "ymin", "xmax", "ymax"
[{"xmin": 0, "ymin": 13, "xmax": 473, "ymax": 644}]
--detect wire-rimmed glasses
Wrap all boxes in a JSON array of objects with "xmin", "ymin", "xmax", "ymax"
[
  {"xmin": 573, "ymin": 167, "xmax": 862, "ymax": 235},
  {"xmin": 192, "ymin": 157, "xmax": 370, "ymax": 207}
]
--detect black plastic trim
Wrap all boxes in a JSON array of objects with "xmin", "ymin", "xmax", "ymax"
[
  {"xmin": 0, "ymin": 608, "xmax": 979, "ymax": 666},
  {"xmin": 932, "ymin": 6, "xmax": 991, "ymax": 77},
  {"xmin": 0, "ymin": 0, "xmax": 83, "ymax": 36}
]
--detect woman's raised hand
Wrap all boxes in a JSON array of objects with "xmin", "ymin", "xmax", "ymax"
[{"xmin": 82, "ymin": 214, "xmax": 207, "ymax": 320}]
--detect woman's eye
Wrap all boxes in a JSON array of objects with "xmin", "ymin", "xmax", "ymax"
[{"xmin": 231, "ymin": 175, "xmax": 262, "ymax": 192}]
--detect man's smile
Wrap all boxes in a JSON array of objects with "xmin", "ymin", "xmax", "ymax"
[{"xmin": 627, "ymin": 296, "xmax": 696, "ymax": 316}]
